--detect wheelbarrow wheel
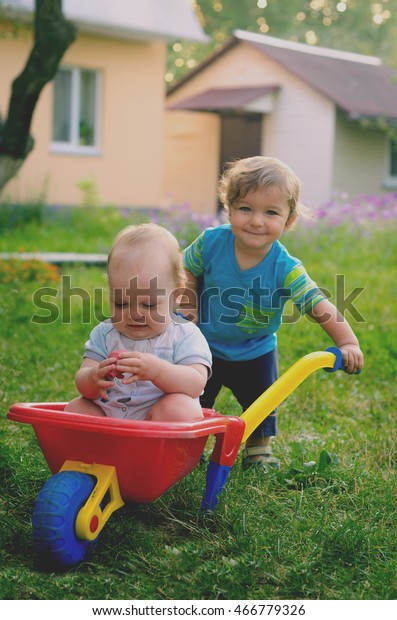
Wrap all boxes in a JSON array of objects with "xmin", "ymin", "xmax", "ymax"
[{"xmin": 32, "ymin": 471, "xmax": 97, "ymax": 567}]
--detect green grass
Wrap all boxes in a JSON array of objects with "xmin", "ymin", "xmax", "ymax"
[
  {"xmin": 0, "ymin": 208, "xmax": 396, "ymax": 600},
  {"xmin": 0, "ymin": 205, "xmax": 144, "ymax": 254}
]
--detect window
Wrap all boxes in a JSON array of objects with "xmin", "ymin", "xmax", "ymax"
[
  {"xmin": 384, "ymin": 137, "xmax": 397, "ymax": 188},
  {"xmin": 390, "ymin": 138, "xmax": 397, "ymax": 178},
  {"xmin": 52, "ymin": 67, "xmax": 100, "ymax": 153}
]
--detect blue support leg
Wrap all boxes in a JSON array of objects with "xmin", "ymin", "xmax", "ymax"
[{"xmin": 201, "ymin": 462, "xmax": 231, "ymax": 511}]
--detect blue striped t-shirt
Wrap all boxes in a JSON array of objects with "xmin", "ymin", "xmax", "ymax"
[{"xmin": 183, "ymin": 224, "xmax": 324, "ymax": 361}]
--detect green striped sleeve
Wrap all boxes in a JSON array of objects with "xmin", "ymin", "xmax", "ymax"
[
  {"xmin": 284, "ymin": 265, "xmax": 325, "ymax": 315},
  {"xmin": 183, "ymin": 231, "xmax": 205, "ymax": 276}
]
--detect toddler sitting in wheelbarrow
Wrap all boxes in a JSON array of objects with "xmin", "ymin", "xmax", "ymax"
[{"xmin": 66, "ymin": 223, "xmax": 212, "ymax": 422}]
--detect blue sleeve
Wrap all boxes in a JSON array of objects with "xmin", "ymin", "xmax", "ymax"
[
  {"xmin": 284, "ymin": 264, "xmax": 325, "ymax": 315},
  {"xmin": 84, "ymin": 323, "xmax": 110, "ymax": 362},
  {"xmin": 182, "ymin": 231, "xmax": 205, "ymax": 276}
]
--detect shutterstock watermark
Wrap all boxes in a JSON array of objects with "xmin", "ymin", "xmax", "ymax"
[{"xmin": 30, "ymin": 274, "xmax": 366, "ymax": 326}]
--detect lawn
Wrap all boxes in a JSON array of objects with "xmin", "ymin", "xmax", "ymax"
[{"xmin": 0, "ymin": 197, "xmax": 396, "ymax": 600}]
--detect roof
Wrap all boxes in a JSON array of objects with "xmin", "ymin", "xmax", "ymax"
[
  {"xmin": 0, "ymin": 0, "xmax": 208, "ymax": 42},
  {"xmin": 168, "ymin": 84, "xmax": 279, "ymax": 111},
  {"xmin": 169, "ymin": 29, "xmax": 397, "ymax": 120}
]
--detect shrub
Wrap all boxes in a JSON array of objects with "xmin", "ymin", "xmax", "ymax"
[
  {"xmin": 0, "ymin": 201, "xmax": 44, "ymax": 232},
  {"xmin": 149, "ymin": 202, "xmax": 224, "ymax": 248},
  {"xmin": 0, "ymin": 258, "xmax": 60, "ymax": 286}
]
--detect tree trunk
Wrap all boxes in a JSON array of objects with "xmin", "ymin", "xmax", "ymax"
[{"xmin": 0, "ymin": 0, "xmax": 76, "ymax": 192}]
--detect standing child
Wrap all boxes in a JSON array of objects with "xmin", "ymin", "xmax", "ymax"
[
  {"xmin": 182, "ymin": 156, "xmax": 363, "ymax": 469},
  {"xmin": 66, "ymin": 223, "xmax": 212, "ymax": 422}
]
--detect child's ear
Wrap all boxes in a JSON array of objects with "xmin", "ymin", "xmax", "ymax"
[
  {"xmin": 172, "ymin": 286, "xmax": 185, "ymax": 306},
  {"xmin": 284, "ymin": 213, "xmax": 297, "ymax": 230}
]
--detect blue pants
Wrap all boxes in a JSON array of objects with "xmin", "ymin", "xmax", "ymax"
[{"xmin": 200, "ymin": 349, "xmax": 278, "ymax": 438}]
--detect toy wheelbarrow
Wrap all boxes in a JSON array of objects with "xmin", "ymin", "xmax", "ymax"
[{"xmin": 7, "ymin": 347, "xmax": 352, "ymax": 567}]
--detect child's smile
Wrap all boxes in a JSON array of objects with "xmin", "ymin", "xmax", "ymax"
[{"xmin": 229, "ymin": 186, "xmax": 293, "ymax": 259}]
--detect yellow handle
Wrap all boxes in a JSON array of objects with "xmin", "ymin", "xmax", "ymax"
[{"xmin": 240, "ymin": 350, "xmax": 336, "ymax": 443}]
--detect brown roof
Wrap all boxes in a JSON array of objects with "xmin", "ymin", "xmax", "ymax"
[
  {"xmin": 242, "ymin": 33, "xmax": 397, "ymax": 119},
  {"xmin": 168, "ymin": 30, "xmax": 397, "ymax": 120},
  {"xmin": 167, "ymin": 85, "xmax": 279, "ymax": 111}
]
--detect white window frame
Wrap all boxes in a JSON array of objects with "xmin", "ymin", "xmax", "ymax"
[{"xmin": 50, "ymin": 66, "xmax": 101, "ymax": 156}]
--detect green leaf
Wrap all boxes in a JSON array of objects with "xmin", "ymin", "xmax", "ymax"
[{"xmin": 317, "ymin": 450, "xmax": 335, "ymax": 472}]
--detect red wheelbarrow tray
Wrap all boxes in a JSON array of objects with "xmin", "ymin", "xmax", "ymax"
[
  {"xmin": 7, "ymin": 402, "xmax": 245, "ymax": 505},
  {"xmin": 7, "ymin": 348, "xmax": 347, "ymax": 509}
]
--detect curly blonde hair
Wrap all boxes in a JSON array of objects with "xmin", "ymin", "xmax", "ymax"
[{"xmin": 218, "ymin": 156, "xmax": 307, "ymax": 222}]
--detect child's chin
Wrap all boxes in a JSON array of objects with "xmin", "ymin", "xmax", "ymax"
[{"xmin": 122, "ymin": 325, "xmax": 159, "ymax": 339}]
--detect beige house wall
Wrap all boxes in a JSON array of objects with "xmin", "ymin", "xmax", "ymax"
[
  {"xmin": 260, "ymin": 72, "xmax": 335, "ymax": 207},
  {"xmin": 163, "ymin": 111, "xmax": 220, "ymax": 213},
  {"xmin": 166, "ymin": 42, "xmax": 336, "ymax": 211},
  {"xmin": 167, "ymin": 43, "xmax": 280, "ymax": 102},
  {"xmin": 332, "ymin": 111, "xmax": 387, "ymax": 198},
  {"xmin": 1, "ymin": 26, "xmax": 166, "ymax": 207}
]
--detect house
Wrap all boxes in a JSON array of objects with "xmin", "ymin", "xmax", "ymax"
[
  {"xmin": 0, "ymin": 0, "xmax": 207, "ymax": 208},
  {"xmin": 164, "ymin": 29, "xmax": 397, "ymax": 212}
]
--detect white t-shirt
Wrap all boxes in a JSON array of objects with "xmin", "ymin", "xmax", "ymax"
[{"xmin": 83, "ymin": 315, "xmax": 212, "ymax": 419}]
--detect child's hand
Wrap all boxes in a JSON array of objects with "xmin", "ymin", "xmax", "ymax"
[
  {"xmin": 107, "ymin": 350, "xmax": 126, "ymax": 378},
  {"xmin": 113, "ymin": 351, "xmax": 163, "ymax": 384},
  {"xmin": 87, "ymin": 359, "xmax": 117, "ymax": 399},
  {"xmin": 340, "ymin": 344, "xmax": 364, "ymax": 374}
]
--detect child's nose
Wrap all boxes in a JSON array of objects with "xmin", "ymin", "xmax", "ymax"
[
  {"xmin": 128, "ymin": 306, "xmax": 143, "ymax": 322},
  {"xmin": 251, "ymin": 211, "xmax": 264, "ymax": 226}
]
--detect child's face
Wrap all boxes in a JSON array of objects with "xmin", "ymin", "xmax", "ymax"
[
  {"xmin": 229, "ymin": 185, "xmax": 294, "ymax": 255},
  {"xmin": 108, "ymin": 251, "xmax": 177, "ymax": 340}
]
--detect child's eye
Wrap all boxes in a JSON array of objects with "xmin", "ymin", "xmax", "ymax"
[
  {"xmin": 239, "ymin": 206, "xmax": 251, "ymax": 213},
  {"xmin": 114, "ymin": 302, "xmax": 128, "ymax": 308},
  {"xmin": 142, "ymin": 303, "xmax": 157, "ymax": 309},
  {"xmin": 266, "ymin": 209, "xmax": 278, "ymax": 216}
]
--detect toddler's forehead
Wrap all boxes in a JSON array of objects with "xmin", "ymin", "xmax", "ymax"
[
  {"xmin": 109, "ymin": 251, "xmax": 175, "ymax": 289},
  {"xmin": 233, "ymin": 184, "xmax": 289, "ymax": 207},
  {"xmin": 251, "ymin": 183, "xmax": 287, "ymax": 197}
]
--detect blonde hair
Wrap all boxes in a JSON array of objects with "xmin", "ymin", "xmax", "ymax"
[
  {"xmin": 107, "ymin": 223, "xmax": 185, "ymax": 287},
  {"xmin": 218, "ymin": 156, "xmax": 307, "ymax": 221}
]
